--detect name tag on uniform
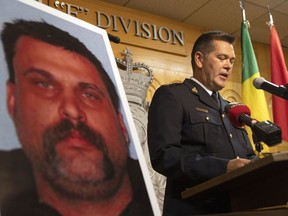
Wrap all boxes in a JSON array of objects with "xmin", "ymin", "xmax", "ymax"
[{"xmin": 196, "ymin": 107, "xmax": 208, "ymax": 113}]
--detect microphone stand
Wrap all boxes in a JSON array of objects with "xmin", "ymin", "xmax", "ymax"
[{"xmin": 252, "ymin": 132, "xmax": 263, "ymax": 156}]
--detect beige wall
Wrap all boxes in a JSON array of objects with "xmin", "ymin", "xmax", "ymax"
[{"xmin": 42, "ymin": 0, "xmax": 288, "ymax": 152}]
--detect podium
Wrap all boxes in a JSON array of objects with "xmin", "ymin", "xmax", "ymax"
[{"xmin": 181, "ymin": 152, "xmax": 288, "ymax": 212}]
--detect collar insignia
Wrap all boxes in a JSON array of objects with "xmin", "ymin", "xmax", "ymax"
[{"xmin": 191, "ymin": 87, "xmax": 198, "ymax": 94}]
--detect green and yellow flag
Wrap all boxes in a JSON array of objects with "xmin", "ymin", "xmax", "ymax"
[{"xmin": 241, "ymin": 21, "xmax": 271, "ymax": 153}]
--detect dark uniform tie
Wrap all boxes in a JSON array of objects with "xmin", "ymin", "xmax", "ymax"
[{"xmin": 211, "ymin": 91, "xmax": 220, "ymax": 107}]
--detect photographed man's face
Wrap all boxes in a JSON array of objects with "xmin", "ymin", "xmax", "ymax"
[{"xmin": 6, "ymin": 36, "xmax": 129, "ymax": 200}]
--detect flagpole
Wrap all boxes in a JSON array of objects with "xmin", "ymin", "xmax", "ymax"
[
  {"xmin": 266, "ymin": 5, "xmax": 274, "ymax": 29},
  {"xmin": 239, "ymin": 0, "xmax": 246, "ymax": 21},
  {"xmin": 240, "ymin": 0, "xmax": 250, "ymax": 27}
]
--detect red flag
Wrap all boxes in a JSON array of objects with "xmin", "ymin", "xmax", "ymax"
[{"xmin": 270, "ymin": 25, "xmax": 288, "ymax": 142}]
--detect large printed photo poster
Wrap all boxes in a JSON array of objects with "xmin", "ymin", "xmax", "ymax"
[{"xmin": 0, "ymin": 0, "xmax": 160, "ymax": 215}]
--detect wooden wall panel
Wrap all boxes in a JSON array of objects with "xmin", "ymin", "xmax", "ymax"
[{"xmin": 41, "ymin": 0, "xmax": 288, "ymax": 152}]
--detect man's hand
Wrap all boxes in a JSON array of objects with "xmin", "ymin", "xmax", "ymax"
[{"xmin": 226, "ymin": 157, "xmax": 252, "ymax": 173}]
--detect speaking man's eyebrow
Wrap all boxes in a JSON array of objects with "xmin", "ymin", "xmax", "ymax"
[
  {"xmin": 79, "ymin": 82, "xmax": 105, "ymax": 96},
  {"xmin": 23, "ymin": 67, "xmax": 53, "ymax": 79}
]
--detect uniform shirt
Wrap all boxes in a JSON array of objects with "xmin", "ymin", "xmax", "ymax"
[{"xmin": 148, "ymin": 78, "xmax": 255, "ymax": 215}]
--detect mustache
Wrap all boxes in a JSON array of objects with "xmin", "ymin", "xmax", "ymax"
[
  {"xmin": 43, "ymin": 119, "xmax": 108, "ymax": 154},
  {"xmin": 41, "ymin": 119, "xmax": 115, "ymax": 186}
]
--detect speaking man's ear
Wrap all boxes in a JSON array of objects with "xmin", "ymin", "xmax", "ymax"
[{"xmin": 195, "ymin": 51, "xmax": 204, "ymax": 69}]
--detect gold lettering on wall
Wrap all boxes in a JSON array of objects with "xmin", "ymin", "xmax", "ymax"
[
  {"xmin": 49, "ymin": 0, "xmax": 188, "ymax": 56},
  {"xmin": 95, "ymin": 12, "xmax": 184, "ymax": 46}
]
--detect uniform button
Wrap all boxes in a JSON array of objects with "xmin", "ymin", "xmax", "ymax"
[
  {"xmin": 222, "ymin": 114, "xmax": 225, "ymax": 118},
  {"xmin": 205, "ymin": 116, "xmax": 209, "ymax": 121},
  {"xmin": 229, "ymin": 133, "xmax": 233, "ymax": 139}
]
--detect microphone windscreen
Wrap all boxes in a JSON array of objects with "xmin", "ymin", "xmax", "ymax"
[
  {"xmin": 225, "ymin": 103, "xmax": 251, "ymax": 127},
  {"xmin": 253, "ymin": 77, "xmax": 265, "ymax": 89}
]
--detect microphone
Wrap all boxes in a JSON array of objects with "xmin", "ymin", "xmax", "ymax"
[
  {"xmin": 224, "ymin": 103, "xmax": 251, "ymax": 128},
  {"xmin": 225, "ymin": 102, "xmax": 282, "ymax": 146},
  {"xmin": 107, "ymin": 33, "xmax": 120, "ymax": 44},
  {"xmin": 253, "ymin": 77, "xmax": 288, "ymax": 100}
]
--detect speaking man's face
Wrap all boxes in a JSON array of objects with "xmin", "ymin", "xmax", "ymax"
[
  {"xmin": 196, "ymin": 40, "xmax": 235, "ymax": 92},
  {"xmin": 7, "ymin": 36, "xmax": 129, "ymax": 200}
]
